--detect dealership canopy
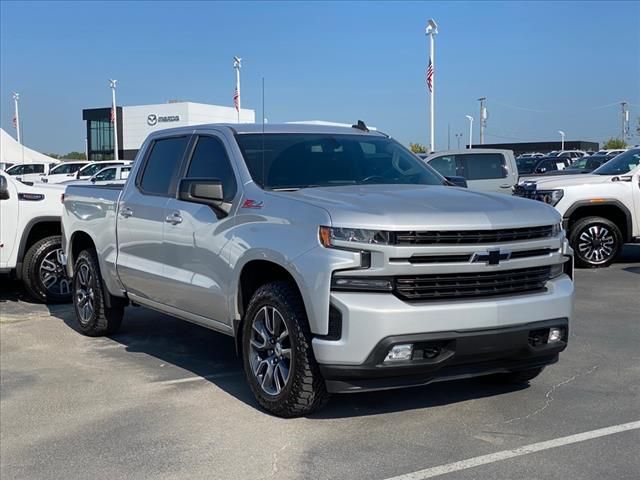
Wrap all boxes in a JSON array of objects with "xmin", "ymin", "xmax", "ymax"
[{"xmin": 0, "ymin": 128, "xmax": 60, "ymax": 165}]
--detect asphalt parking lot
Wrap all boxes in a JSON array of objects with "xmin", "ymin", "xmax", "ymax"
[{"xmin": 1, "ymin": 246, "xmax": 639, "ymax": 480}]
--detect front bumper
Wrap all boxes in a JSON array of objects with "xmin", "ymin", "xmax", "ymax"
[
  {"xmin": 320, "ymin": 318, "xmax": 567, "ymax": 393},
  {"xmin": 312, "ymin": 275, "xmax": 573, "ymax": 387}
]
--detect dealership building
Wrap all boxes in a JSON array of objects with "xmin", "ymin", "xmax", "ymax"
[{"xmin": 82, "ymin": 101, "xmax": 255, "ymax": 160}]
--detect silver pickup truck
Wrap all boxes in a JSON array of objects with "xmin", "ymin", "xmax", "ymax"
[{"xmin": 62, "ymin": 123, "xmax": 574, "ymax": 417}]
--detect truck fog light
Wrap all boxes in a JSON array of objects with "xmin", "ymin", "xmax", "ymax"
[
  {"xmin": 548, "ymin": 328, "xmax": 563, "ymax": 343},
  {"xmin": 385, "ymin": 344, "xmax": 413, "ymax": 362}
]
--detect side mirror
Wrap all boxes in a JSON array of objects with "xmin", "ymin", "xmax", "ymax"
[
  {"xmin": 0, "ymin": 176, "xmax": 9, "ymax": 200},
  {"xmin": 445, "ymin": 175, "xmax": 468, "ymax": 188},
  {"xmin": 91, "ymin": 177, "xmax": 97, "ymax": 183},
  {"xmin": 178, "ymin": 178, "xmax": 225, "ymax": 207}
]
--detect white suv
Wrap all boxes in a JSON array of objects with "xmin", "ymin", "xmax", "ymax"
[{"xmin": 514, "ymin": 148, "xmax": 640, "ymax": 267}]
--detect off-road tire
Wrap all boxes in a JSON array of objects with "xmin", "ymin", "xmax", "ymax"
[
  {"xmin": 242, "ymin": 281, "xmax": 329, "ymax": 417},
  {"xmin": 490, "ymin": 367, "xmax": 545, "ymax": 384},
  {"xmin": 21, "ymin": 235, "xmax": 71, "ymax": 304},
  {"xmin": 569, "ymin": 216, "xmax": 623, "ymax": 268},
  {"xmin": 72, "ymin": 249, "xmax": 124, "ymax": 336}
]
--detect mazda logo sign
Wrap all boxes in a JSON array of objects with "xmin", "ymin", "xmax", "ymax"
[{"xmin": 147, "ymin": 114, "xmax": 158, "ymax": 126}]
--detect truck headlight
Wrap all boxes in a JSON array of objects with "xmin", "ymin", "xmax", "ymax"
[
  {"xmin": 319, "ymin": 226, "xmax": 390, "ymax": 247},
  {"xmin": 534, "ymin": 189, "xmax": 564, "ymax": 206},
  {"xmin": 551, "ymin": 223, "xmax": 563, "ymax": 237}
]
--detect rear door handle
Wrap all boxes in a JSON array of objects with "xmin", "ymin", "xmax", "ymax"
[
  {"xmin": 120, "ymin": 207, "xmax": 133, "ymax": 218},
  {"xmin": 499, "ymin": 184, "xmax": 512, "ymax": 189},
  {"xmin": 165, "ymin": 212, "xmax": 183, "ymax": 225}
]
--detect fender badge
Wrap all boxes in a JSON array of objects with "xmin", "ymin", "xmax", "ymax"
[{"xmin": 242, "ymin": 199, "xmax": 264, "ymax": 209}]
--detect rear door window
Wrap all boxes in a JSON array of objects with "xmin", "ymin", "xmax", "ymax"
[
  {"xmin": 458, "ymin": 153, "xmax": 506, "ymax": 180},
  {"xmin": 139, "ymin": 136, "xmax": 190, "ymax": 196},
  {"xmin": 428, "ymin": 155, "xmax": 458, "ymax": 177}
]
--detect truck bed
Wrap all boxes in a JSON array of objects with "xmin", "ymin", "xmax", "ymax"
[{"xmin": 62, "ymin": 184, "xmax": 123, "ymax": 292}]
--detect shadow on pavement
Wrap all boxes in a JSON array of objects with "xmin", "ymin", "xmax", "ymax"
[
  {"xmin": 48, "ymin": 300, "xmax": 528, "ymax": 418},
  {"xmin": 616, "ymin": 244, "xmax": 640, "ymax": 264}
]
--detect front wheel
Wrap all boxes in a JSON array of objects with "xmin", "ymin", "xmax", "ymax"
[
  {"xmin": 21, "ymin": 235, "xmax": 72, "ymax": 304},
  {"xmin": 569, "ymin": 216, "xmax": 622, "ymax": 268},
  {"xmin": 72, "ymin": 249, "xmax": 123, "ymax": 336},
  {"xmin": 242, "ymin": 281, "xmax": 329, "ymax": 417}
]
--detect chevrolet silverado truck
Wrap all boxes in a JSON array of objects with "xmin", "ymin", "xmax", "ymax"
[
  {"xmin": 1, "ymin": 171, "xmax": 71, "ymax": 302},
  {"xmin": 514, "ymin": 148, "xmax": 640, "ymax": 268},
  {"xmin": 62, "ymin": 124, "xmax": 574, "ymax": 417}
]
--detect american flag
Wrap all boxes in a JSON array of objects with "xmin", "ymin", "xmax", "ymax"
[
  {"xmin": 12, "ymin": 116, "xmax": 17, "ymax": 129},
  {"xmin": 233, "ymin": 87, "xmax": 240, "ymax": 112},
  {"xmin": 426, "ymin": 57, "xmax": 434, "ymax": 93}
]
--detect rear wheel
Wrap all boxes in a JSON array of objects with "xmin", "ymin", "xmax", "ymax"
[
  {"xmin": 570, "ymin": 216, "xmax": 622, "ymax": 268},
  {"xmin": 21, "ymin": 235, "xmax": 71, "ymax": 304},
  {"xmin": 242, "ymin": 281, "xmax": 329, "ymax": 417},
  {"xmin": 72, "ymin": 249, "xmax": 123, "ymax": 336}
]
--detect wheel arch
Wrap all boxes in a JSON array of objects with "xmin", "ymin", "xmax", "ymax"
[
  {"xmin": 563, "ymin": 200, "xmax": 632, "ymax": 242},
  {"xmin": 67, "ymin": 230, "xmax": 97, "ymax": 278},
  {"xmin": 16, "ymin": 217, "xmax": 61, "ymax": 279},
  {"xmin": 234, "ymin": 258, "xmax": 308, "ymax": 354}
]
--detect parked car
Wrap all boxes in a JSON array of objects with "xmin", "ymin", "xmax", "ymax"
[
  {"xmin": 554, "ymin": 150, "xmax": 587, "ymax": 162},
  {"xmin": 66, "ymin": 165, "xmax": 131, "ymax": 185},
  {"xmin": 420, "ymin": 149, "xmax": 518, "ymax": 193},
  {"xmin": 4, "ymin": 162, "xmax": 58, "ymax": 183},
  {"xmin": 41, "ymin": 161, "xmax": 89, "ymax": 183},
  {"xmin": 596, "ymin": 149, "xmax": 627, "ymax": 156},
  {"xmin": 63, "ymin": 123, "xmax": 573, "ymax": 417},
  {"xmin": 75, "ymin": 161, "xmax": 131, "ymax": 180},
  {"xmin": 514, "ymin": 148, "xmax": 640, "ymax": 268},
  {"xmin": 0, "ymin": 171, "xmax": 71, "ymax": 303},
  {"xmin": 516, "ymin": 152, "xmax": 545, "ymax": 159},
  {"xmin": 518, "ymin": 156, "xmax": 573, "ymax": 178},
  {"xmin": 542, "ymin": 154, "xmax": 616, "ymax": 176}
]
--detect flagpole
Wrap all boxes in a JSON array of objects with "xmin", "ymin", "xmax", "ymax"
[
  {"xmin": 109, "ymin": 79, "xmax": 119, "ymax": 161},
  {"xmin": 12, "ymin": 92, "xmax": 21, "ymax": 145},
  {"xmin": 234, "ymin": 56, "xmax": 242, "ymax": 123},
  {"xmin": 426, "ymin": 19, "xmax": 438, "ymax": 153}
]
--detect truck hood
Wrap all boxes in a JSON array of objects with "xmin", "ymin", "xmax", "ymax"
[
  {"xmin": 522, "ymin": 174, "xmax": 613, "ymax": 190},
  {"xmin": 281, "ymin": 184, "xmax": 560, "ymax": 230}
]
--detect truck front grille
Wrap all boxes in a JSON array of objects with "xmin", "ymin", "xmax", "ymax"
[
  {"xmin": 393, "ymin": 225, "xmax": 554, "ymax": 245},
  {"xmin": 394, "ymin": 266, "xmax": 552, "ymax": 301}
]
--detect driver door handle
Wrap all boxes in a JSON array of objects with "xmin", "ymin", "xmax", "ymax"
[
  {"xmin": 120, "ymin": 207, "xmax": 133, "ymax": 218},
  {"xmin": 165, "ymin": 212, "xmax": 183, "ymax": 225},
  {"xmin": 499, "ymin": 184, "xmax": 512, "ymax": 188}
]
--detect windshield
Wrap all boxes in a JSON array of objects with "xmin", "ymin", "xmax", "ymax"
[
  {"xmin": 592, "ymin": 150, "xmax": 640, "ymax": 175},
  {"xmin": 516, "ymin": 157, "xmax": 539, "ymax": 174},
  {"xmin": 50, "ymin": 163, "xmax": 84, "ymax": 174},
  {"xmin": 235, "ymin": 133, "xmax": 445, "ymax": 190},
  {"xmin": 80, "ymin": 163, "xmax": 118, "ymax": 177}
]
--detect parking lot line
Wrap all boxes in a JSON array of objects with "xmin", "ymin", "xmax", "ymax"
[
  {"xmin": 158, "ymin": 371, "xmax": 244, "ymax": 385},
  {"xmin": 383, "ymin": 420, "xmax": 640, "ymax": 480}
]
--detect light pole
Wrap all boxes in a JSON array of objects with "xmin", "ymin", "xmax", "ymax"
[
  {"xmin": 234, "ymin": 56, "xmax": 242, "ymax": 123},
  {"xmin": 12, "ymin": 92, "xmax": 21, "ymax": 144},
  {"xmin": 478, "ymin": 97, "xmax": 487, "ymax": 145},
  {"xmin": 621, "ymin": 101, "xmax": 629, "ymax": 141},
  {"xmin": 558, "ymin": 130, "xmax": 565, "ymax": 150},
  {"xmin": 466, "ymin": 115, "xmax": 474, "ymax": 149},
  {"xmin": 109, "ymin": 79, "xmax": 119, "ymax": 161},
  {"xmin": 455, "ymin": 133, "xmax": 462, "ymax": 149},
  {"xmin": 426, "ymin": 19, "xmax": 438, "ymax": 152}
]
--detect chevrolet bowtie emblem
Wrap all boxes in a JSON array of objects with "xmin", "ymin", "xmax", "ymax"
[{"xmin": 470, "ymin": 249, "xmax": 511, "ymax": 265}]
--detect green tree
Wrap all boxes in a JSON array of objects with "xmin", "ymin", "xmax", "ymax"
[
  {"xmin": 47, "ymin": 153, "xmax": 61, "ymax": 159},
  {"xmin": 602, "ymin": 138, "xmax": 627, "ymax": 149},
  {"xmin": 409, "ymin": 142, "xmax": 428, "ymax": 154},
  {"xmin": 62, "ymin": 151, "xmax": 86, "ymax": 160}
]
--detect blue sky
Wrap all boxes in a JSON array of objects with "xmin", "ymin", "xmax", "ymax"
[{"xmin": 1, "ymin": 1, "xmax": 639, "ymax": 153}]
